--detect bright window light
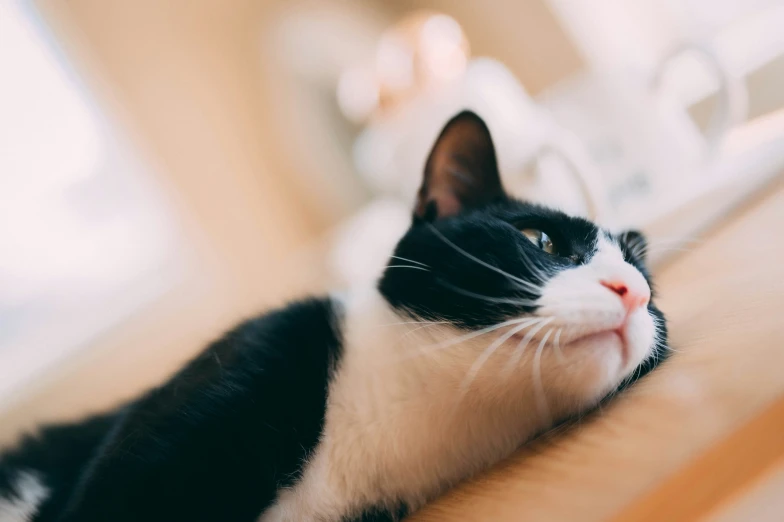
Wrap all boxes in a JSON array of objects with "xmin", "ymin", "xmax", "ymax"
[{"xmin": 0, "ymin": 1, "xmax": 184, "ymax": 405}]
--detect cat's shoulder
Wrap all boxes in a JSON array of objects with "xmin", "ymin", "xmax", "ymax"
[{"xmin": 197, "ymin": 295, "xmax": 345, "ymax": 375}]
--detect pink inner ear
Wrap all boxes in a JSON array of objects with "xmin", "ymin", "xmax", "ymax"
[
  {"xmin": 416, "ymin": 111, "xmax": 506, "ymax": 220},
  {"xmin": 430, "ymin": 189, "xmax": 462, "ymax": 218}
]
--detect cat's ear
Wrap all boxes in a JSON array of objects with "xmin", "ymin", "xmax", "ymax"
[
  {"xmin": 618, "ymin": 230, "xmax": 649, "ymax": 262},
  {"xmin": 414, "ymin": 110, "xmax": 507, "ymax": 221}
]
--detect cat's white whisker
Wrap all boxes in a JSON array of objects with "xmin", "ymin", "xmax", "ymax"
[
  {"xmin": 501, "ymin": 317, "xmax": 554, "ymax": 378},
  {"xmin": 394, "ymin": 317, "xmax": 537, "ymax": 362},
  {"xmin": 396, "ymin": 322, "xmax": 451, "ymax": 343},
  {"xmin": 553, "ymin": 328, "xmax": 565, "ymax": 363},
  {"xmin": 437, "ymin": 281, "xmax": 539, "ymax": 307},
  {"xmin": 427, "ymin": 224, "xmax": 542, "ymax": 294},
  {"xmin": 541, "ymin": 305, "xmax": 621, "ymax": 315},
  {"xmin": 376, "ymin": 320, "xmax": 449, "ymax": 328},
  {"xmin": 458, "ymin": 318, "xmax": 545, "ymax": 395},
  {"xmin": 515, "ymin": 247, "xmax": 553, "ymax": 285},
  {"xmin": 384, "ymin": 265, "xmax": 431, "ymax": 272},
  {"xmin": 389, "ymin": 255, "xmax": 430, "ymax": 268},
  {"xmin": 436, "ymin": 281, "xmax": 633, "ymax": 313},
  {"xmin": 532, "ymin": 329, "xmax": 554, "ymax": 425}
]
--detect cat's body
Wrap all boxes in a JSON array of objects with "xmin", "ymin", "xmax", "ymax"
[{"xmin": 0, "ymin": 112, "xmax": 668, "ymax": 522}]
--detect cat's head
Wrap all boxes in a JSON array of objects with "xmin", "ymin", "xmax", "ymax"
[{"xmin": 378, "ymin": 111, "xmax": 668, "ymax": 414}]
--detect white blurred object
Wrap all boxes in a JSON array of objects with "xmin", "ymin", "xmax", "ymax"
[
  {"xmin": 418, "ymin": 14, "xmax": 469, "ymax": 84},
  {"xmin": 662, "ymin": 5, "xmax": 784, "ymax": 115},
  {"xmin": 541, "ymin": 41, "xmax": 747, "ymax": 229},
  {"xmin": 353, "ymin": 58, "xmax": 607, "ymax": 220},
  {"xmin": 335, "ymin": 11, "xmax": 472, "ymax": 126},
  {"xmin": 548, "ymin": 0, "xmax": 782, "ymax": 72},
  {"xmin": 337, "ymin": 66, "xmax": 380, "ymax": 124},
  {"xmin": 545, "ymin": 0, "xmax": 784, "ymax": 260},
  {"xmin": 328, "ymin": 199, "xmax": 412, "ymax": 288},
  {"xmin": 549, "ymin": 1, "xmax": 784, "ymax": 116}
]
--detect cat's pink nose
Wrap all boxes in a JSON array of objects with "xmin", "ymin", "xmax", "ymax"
[{"xmin": 600, "ymin": 279, "xmax": 650, "ymax": 312}]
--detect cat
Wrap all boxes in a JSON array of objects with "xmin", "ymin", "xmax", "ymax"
[{"xmin": 0, "ymin": 111, "xmax": 668, "ymax": 522}]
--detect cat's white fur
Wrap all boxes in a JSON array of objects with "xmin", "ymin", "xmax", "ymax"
[
  {"xmin": 0, "ymin": 470, "xmax": 49, "ymax": 522},
  {"xmin": 260, "ymin": 235, "xmax": 659, "ymax": 521}
]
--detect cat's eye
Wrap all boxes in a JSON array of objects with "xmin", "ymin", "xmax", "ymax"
[{"xmin": 521, "ymin": 229, "xmax": 555, "ymax": 254}]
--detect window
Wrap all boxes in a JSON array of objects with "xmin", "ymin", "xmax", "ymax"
[{"xmin": 0, "ymin": 1, "xmax": 185, "ymax": 405}]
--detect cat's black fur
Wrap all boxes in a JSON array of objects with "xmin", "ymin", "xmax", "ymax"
[
  {"xmin": 1, "ymin": 299, "xmax": 345, "ymax": 522},
  {"xmin": 381, "ymin": 202, "xmax": 603, "ymax": 329},
  {"xmin": 0, "ymin": 111, "xmax": 668, "ymax": 522}
]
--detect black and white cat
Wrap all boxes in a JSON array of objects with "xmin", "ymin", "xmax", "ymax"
[{"xmin": 0, "ymin": 111, "xmax": 668, "ymax": 522}]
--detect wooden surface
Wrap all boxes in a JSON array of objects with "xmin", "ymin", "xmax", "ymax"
[
  {"xmin": 611, "ymin": 394, "xmax": 784, "ymax": 522},
  {"xmin": 410, "ymin": 178, "xmax": 784, "ymax": 521},
  {"xmin": 707, "ymin": 459, "xmax": 784, "ymax": 522}
]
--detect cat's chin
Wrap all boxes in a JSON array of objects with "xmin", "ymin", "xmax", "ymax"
[
  {"xmin": 570, "ymin": 329, "xmax": 626, "ymax": 362},
  {"xmin": 569, "ymin": 306, "xmax": 656, "ymax": 371},
  {"xmin": 562, "ymin": 330, "xmax": 626, "ymax": 382},
  {"xmin": 548, "ymin": 322, "xmax": 655, "ymax": 404}
]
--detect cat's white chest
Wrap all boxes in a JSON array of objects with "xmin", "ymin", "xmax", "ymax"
[{"xmin": 260, "ymin": 290, "xmax": 543, "ymax": 522}]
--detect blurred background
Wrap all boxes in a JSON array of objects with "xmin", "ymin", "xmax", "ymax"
[{"xmin": 2, "ymin": 0, "xmax": 784, "ymax": 495}]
